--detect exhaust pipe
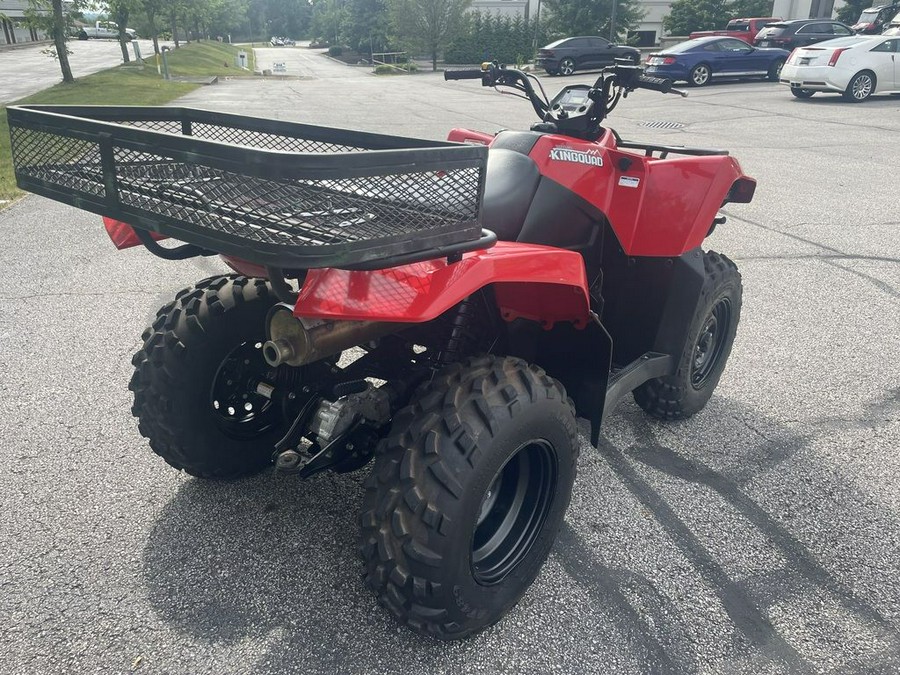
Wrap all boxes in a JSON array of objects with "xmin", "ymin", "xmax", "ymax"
[{"xmin": 263, "ymin": 305, "xmax": 403, "ymax": 367}]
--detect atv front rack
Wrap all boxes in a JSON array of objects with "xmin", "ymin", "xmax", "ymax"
[{"xmin": 7, "ymin": 105, "xmax": 488, "ymax": 269}]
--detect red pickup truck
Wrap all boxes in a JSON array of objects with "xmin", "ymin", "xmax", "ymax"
[{"xmin": 689, "ymin": 17, "xmax": 781, "ymax": 44}]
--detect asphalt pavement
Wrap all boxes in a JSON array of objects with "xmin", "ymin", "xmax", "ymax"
[
  {"xmin": 1, "ymin": 48, "xmax": 899, "ymax": 674},
  {"xmin": 0, "ymin": 39, "xmax": 167, "ymax": 104}
]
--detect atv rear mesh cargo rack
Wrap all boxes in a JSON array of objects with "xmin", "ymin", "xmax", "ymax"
[{"xmin": 7, "ymin": 105, "xmax": 489, "ymax": 269}]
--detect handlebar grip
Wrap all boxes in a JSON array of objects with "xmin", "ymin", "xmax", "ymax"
[
  {"xmin": 444, "ymin": 68, "xmax": 485, "ymax": 81},
  {"xmin": 635, "ymin": 74, "xmax": 674, "ymax": 93}
]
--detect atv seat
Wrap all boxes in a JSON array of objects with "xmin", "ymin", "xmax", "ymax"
[{"xmin": 482, "ymin": 149, "xmax": 541, "ymax": 242}]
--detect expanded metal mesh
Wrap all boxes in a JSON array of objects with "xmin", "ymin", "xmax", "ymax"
[{"xmin": 9, "ymin": 114, "xmax": 484, "ymax": 262}]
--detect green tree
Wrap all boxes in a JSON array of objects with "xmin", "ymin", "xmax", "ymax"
[
  {"xmin": 387, "ymin": 0, "xmax": 470, "ymax": 71},
  {"xmin": 662, "ymin": 0, "xmax": 729, "ymax": 34},
  {"xmin": 341, "ymin": 0, "xmax": 389, "ymax": 54},
  {"xmin": 310, "ymin": 0, "xmax": 346, "ymax": 44},
  {"xmin": 728, "ymin": 0, "xmax": 773, "ymax": 18},
  {"xmin": 836, "ymin": 0, "xmax": 868, "ymax": 24},
  {"xmin": 445, "ymin": 10, "xmax": 540, "ymax": 63},
  {"xmin": 142, "ymin": 0, "xmax": 162, "ymax": 53},
  {"xmin": 108, "ymin": 0, "xmax": 138, "ymax": 62},
  {"xmin": 663, "ymin": 0, "xmax": 775, "ymax": 36},
  {"xmin": 542, "ymin": 0, "xmax": 644, "ymax": 41},
  {"xmin": 24, "ymin": 0, "xmax": 79, "ymax": 83}
]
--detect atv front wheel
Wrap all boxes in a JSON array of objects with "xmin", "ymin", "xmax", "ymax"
[
  {"xmin": 359, "ymin": 356, "xmax": 578, "ymax": 639},
  {"xmin": 633, "ymin": 251, "xmax": 742, "ymax": 420},
  {"xmin": 130, "ymin": 275, "xmax": 290, "ymax": 479}
]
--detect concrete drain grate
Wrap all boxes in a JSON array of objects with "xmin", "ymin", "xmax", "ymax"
[{"xmin": 639, "ymin": 121, "xmax": 685, "ymax": 129}]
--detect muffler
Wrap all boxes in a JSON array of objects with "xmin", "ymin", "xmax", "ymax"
[{"xmin": 263, "ymin": 305, "xmax": 403, "ymax": 367}]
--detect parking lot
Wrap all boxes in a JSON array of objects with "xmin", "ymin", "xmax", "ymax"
[
  {"xmin": 1, "ymin": 54, "xmax": 899, "ymax": 674},
  {"xmin": 0, "ymin": 39, "xmax": 163, "ymax": 104}
]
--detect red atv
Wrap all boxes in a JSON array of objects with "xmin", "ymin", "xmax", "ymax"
[{"xmin": 7, "ymin": 62, "xmax": 754, "ymax": 640}]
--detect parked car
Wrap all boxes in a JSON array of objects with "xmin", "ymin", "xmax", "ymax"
[
  {"xmin": 881, "ymin": 8, "xmax": 900, "ymax": 33},
  {"xmin": 536, "ymin": 36, "xmax": 640, "ymax": 76},
  {"xmin": 644, "ymin": 36, "xmax": 790, "ymax": 86},
  {"xmin": 77, "ymin": 20, "xmax": 137, "ymax": 41},
  {"xmin": 753, "ymin": 19, "xmax": 854, "ymax": 50},
  {"xmin": 689, "ymin": 17, "xmax": 782, "ymax": 45},
  {"xmin": 780, "ymin": 34, "xmax": 900, "ymax": 101},
  {"xmin": 852, "ymin": 3, "xmax": 900, "ymax": 33}
]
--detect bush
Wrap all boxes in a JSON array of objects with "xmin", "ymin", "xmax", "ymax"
[
  {"xmin": 445, "ymin": 12, "xmax": 543, "ymax": 65},
  {"xmin": 328, "ymin": 45, "xmax": 343, "ymax": 56}
]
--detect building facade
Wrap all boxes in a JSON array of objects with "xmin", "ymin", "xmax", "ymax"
[{"xmin": 0, "ymin": 0, "xmax": 47, "ymax": 46}]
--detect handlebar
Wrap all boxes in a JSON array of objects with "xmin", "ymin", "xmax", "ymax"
[
  {"xmin": 443, "ymin": 69, "xmax": 485, "ymax": 81},
  {"xmin": 444, "ymin": 61, "xmax": 688, "ymax": 138},
  {"xmin": 633, "ymin": 73, "xmax": 689, "ymax": 97}
]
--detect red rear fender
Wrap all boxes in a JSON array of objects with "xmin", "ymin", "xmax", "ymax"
[
  {"xmin": 447, "ymin": 128, "xmax": 494, "ymax": 145},
  {"xmin": 293, "ymin": 241, "xmax": 590, "ymax": 328},
  {"xmin": 102, "ymin": 217, "xmax": 165, "ymax": 249}
]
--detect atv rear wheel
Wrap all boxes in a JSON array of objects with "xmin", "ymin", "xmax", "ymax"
[
  {"xmin": 633, "ymin": 251, "xmax": 742, "ymax": 420},
  {"xmin": 359, "ymin": 356, "xmax": 578, "ymax": 639},
  {"xmin": 130, "ymin": 275, "xmax": 290, "ymax": 479}
]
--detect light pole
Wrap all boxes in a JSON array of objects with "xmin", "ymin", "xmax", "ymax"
[
  {"xmin": 533, "ymin": 0, "xmax": 542, "ymax": 50},
  {"xmin": 609, "ymin": 0, "xmax": 617, "ymax": 42}
]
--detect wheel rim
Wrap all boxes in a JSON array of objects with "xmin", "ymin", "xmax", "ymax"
[
  {"xmin": 471, "ymin": 440, "xmax": 557, "ymax": 585},
  {"xmin": 692, "ymin": 66, "xmax": 709, "ymax": 85},
  {"xmin": 691, "ymin": 297, "xmax": 732, "ymax": 389},
  {"xmin": 209, "ymin": 340, "xmax": 281, "ymax": 438},
  {"xmin": 852, "ymin": 75, "xmax": 873, "ymax": 100},
  {"xmin": 560, "ymin": 59, "xmax": 575, "ymax": 75}
]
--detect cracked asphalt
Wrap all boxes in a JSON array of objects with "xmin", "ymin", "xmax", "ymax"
[{"xmin": 1, "ymin": 48, "xmax": 899, "ymax": 674}]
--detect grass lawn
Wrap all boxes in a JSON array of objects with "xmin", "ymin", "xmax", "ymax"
[{"xmin": 0, "ymin": 41, "xmax": 252, "ymax": 205}]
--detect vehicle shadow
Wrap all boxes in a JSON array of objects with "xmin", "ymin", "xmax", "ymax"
[
  {"xmin": 788, "ymin": 93, "xmax": 900, "ymax": 106},
  {"xmin": 141, "ymin": 391, "xmax": 900, "ymax": 673}
]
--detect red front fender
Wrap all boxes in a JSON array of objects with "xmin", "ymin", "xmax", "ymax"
[{"xmin": 293, "ymin": 242, "xmax": 591, "ymax": 329}]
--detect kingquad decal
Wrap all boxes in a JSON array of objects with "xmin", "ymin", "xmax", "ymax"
[{"xmin": 549, "ymin": 146, "xmax": 604, "ymax": 167}]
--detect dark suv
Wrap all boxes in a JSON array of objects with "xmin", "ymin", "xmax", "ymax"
[
  {"xmin": 753, "ymin": 19, "xmax": 854, "ymax": 50},
  {"xmin": 852, "ymin": 3, "xmax": 900, "ymax": 33},
  {"xmin": 535, "ymin": 36, "xmax": 640, "ymax": 76}
]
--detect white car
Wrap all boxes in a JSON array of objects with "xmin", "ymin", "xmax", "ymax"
[{"xmin": 780, "ymin": 34, "xmax": 900, "ymax": 101}]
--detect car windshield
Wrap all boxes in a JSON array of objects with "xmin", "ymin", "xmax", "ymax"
[
  {"xmin": 543, "ymin": 39, "xmax": 568, "ymax": 49},
  {"xmin": 857, "ymin": 10, "xmax": 880, "ymax": 21},
  {"xmin": 665, "ymin": 38, "xmax": 713, "ymax": 53},
  {"xmin": 759, "ymin": 24, "xmax": 787, "ymax": 35},
  {"xmin": 728, "ymin": 20, "xmax": 750, "ymax": 30}
]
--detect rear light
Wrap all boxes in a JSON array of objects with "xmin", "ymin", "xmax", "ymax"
[
  {"xmin": 828, "ymin": 48, "xmax": 849, "ymax": 66},
  {"xmin": 663, "ymin": 57, "xmax": 676, "ymax": 65},
  {"xmin": 541, "ymin": 50, "xmax": 555, "ymax": 57}
]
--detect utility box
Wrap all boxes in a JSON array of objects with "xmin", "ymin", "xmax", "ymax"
[{"xmin": 237, "ymin": 50, "xmax": 247, "ymax": 69}]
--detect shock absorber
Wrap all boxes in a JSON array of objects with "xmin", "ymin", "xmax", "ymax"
[{"xmin": 436, "ymin": 296, "xmax": 479, "ymax": 367}]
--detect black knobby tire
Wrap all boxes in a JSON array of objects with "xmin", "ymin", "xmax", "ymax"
[
  {"xmin": 359, "ymin": 356, "xmax": 578, "ymax": 639},
  {"xmin": 130, "ymin": 274, "xmax": 288, "ymax": 479},
  {"xmin": 633, "ymin": 251, "xmax": 742, "ymax": 420}
]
